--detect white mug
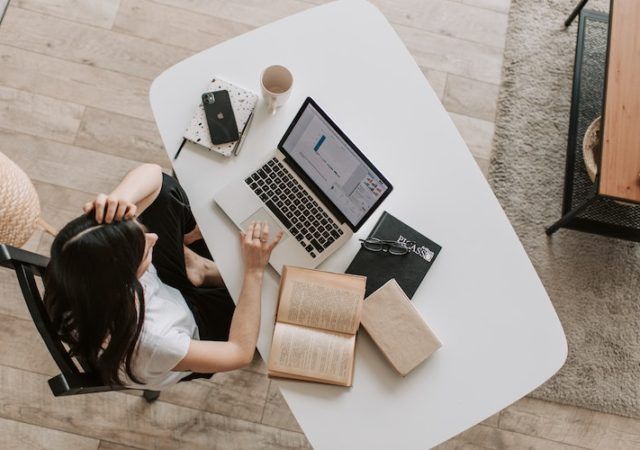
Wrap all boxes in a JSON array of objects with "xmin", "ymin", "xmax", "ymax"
[{"xmin": 261, "ymin": 65, "xmax": 293, "ymax": 115}]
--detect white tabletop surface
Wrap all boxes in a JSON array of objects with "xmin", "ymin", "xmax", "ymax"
[{"xmin": 149, "ymin": 1, "xmax": 567, "ymax": 448}]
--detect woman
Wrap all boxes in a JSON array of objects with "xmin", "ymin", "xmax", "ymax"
[{"xmin": 44, "ymin": 164, "xmax": 282, "ymax": 389}]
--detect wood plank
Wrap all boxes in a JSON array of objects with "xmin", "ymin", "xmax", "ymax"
[
  {"xmin": 154, "ymin": 369, "xmax": 270, "ymax": 423},
  {"xmin": 98, "ymin": 441, "xmax": 143, "ymax": 450},
  {"xmin": 371, "ymin": 0, "xmax": 508, "ymax": 49},
  {"xmin": 394, "ymin": 23, "xmax": 503, "ymax": 85},
  {"xmin": 0, "ymin": 7, "xmax": 190, "ymax": 80},
  {"xmin": 297, "ymin": 0, "xmax": 508, "ymax": 48},
  {"xmin": 444, "ymin": 74, "xmax": 500, "ymax": 122},
  {"xmin": 435, "ymin": 438, "xmax": 489, "ymax": 450},
  {"xmin": 293, "ymin": 0, "xmax": 330, "ymax": 4},
  {"xmin": 0, "ymin": 364, "xmax": 311, "ymax": 449},
  {"xmin": 0, "ymin": 85, "xmax": 83, "ymax": 143},
  {"xmin": 449, "ymin": 112, "xmax": 495, "ymax": 160},
  {"xmin": 462, "ymin": 0, "xmax": 511, "ymax": 14},
  {"xmin": 297, "ymin": 0, "xmax": 510, "ymax": 23},
  {"xmin": 12, "ymin": 0, "xmax": 120, "ymax": 28},
  {"xmin": 246, "ymin": 350, "xmax": 268, "ymax": 375},
  {"xmin": 113, "ymin": 0, "xmax": 253, "ymax": 52},
  {"xmin": 74, "ymin": 108, "xmax": 170, "ymax": 168},
  {"xmin": 0, "ymin": 45, "xmax": 153, "ymax": 121},
  {"xmin": 499, "ymin": 397, "xmax": 640, "ymax": 450},
  {"xmin": 1, "ymin": 129, "xmax": 140, "ymax": 195},
  {"xmin": 151, "ymin": 0, "xmax": 310, "ymax": 28},
  {"xmin": 261, "ymin": 380, "xmax": 303, "ymax": 433},
  {"xmin": 434, "ymin": 423, "xmax": 586, "ymax": 450},
  {"xmin": 599, "ymin": 0, "xmax": 640, "ymax": 203},
  {"xmin": 18, "ymin": 229, "xmax": 43, "ymax": 253},
  {"xmin": 422, "ymin": 68, "xmax": 448, "ymax": 100},
  {"xmin": 0, "ymin": 313, "xmax": 58, "ymax": 376},
  {"xmin": 0, "ymin": 269, "xmax": 31, "ymax": 322},
  {"xmin": 0, "ymin": 416, "xmax": 99, "ymax": 450},
  {"xmin": 33, "ymin": 180, "xmax": 95, "ymax": 231},
  {"xmin": 481, "ymin": 412, "xmax": 500, "ymax": 428},
  {"xmin": 475, "ymin": 156, "xmax": 491, "ymax": 179}
]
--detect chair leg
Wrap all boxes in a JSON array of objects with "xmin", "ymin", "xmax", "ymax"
[
  {"xmin": 564, "ymin": 0, "xmax": 590, "ymax": 27},
  {"xmin": 36, "ymin": 217, "xmax": 58, "ymax": 237},
  {"xmin": 143, "ymin": 389, "xmax": 160, "ymax": 403}
]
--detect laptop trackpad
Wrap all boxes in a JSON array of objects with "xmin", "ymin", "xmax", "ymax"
[{"xmin": 240, "ymin": 208, "xmax": 287, "ymax": 243}]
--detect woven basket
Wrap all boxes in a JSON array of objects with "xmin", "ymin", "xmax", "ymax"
[
  {"xmin": 582, "ymin": 116, "xmax": 600, "ymax": 182},
  {"xmin": 0, "ymin": 151, "xmax": 42, "ymax": 247}
]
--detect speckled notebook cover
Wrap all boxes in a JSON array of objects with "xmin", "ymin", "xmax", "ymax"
[{"xmin": 184, "ymin": 77, "xmax": 258, "ymax": 157}]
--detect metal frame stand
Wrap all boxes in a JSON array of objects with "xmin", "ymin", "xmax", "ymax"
[
  {"xmin": 547, "ymin": 8, "xmax": 640, "ymax": 242},
  {"xmin": 565, "ymin": 0, "xmax": 591, "ymax": 27},
  {"xmin": 546, "ymin": 188, "xmax": 598, "ymax": 235}
]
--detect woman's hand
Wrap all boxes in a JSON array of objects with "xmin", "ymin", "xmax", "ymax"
[
  {"xmin": 240, "ymin": 221, "xmax": 283, "ymax": 275},
  {"xmin": 83, "ymin": 193, "xmax": 137, "ymax": 224}
]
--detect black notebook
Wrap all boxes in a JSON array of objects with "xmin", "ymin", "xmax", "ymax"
[{"xmin": 346, "ymin": 211, "xmax": 441, "ymax": 299}]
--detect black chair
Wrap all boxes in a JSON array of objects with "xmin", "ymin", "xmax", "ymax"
[{"xmin": 0, "ymin": 244, "xmax": 161, "ymax": 402}]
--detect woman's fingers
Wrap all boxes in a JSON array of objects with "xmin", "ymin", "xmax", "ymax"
[
  {"xmin": 104, "ymin": 197, "xmax": 119, "ymax": 223},
  {"xmin": 94, "ymin": 194, "xmax": 108, "ymax": 223},
  {"xmin": 124, "ymin": 204, "xmax": 137, "ymax": 220},
  {"xmin": 268, "ymin": 231, "xmax": 284, "ymax": 251},
  {"xmin": 260, "ymin": 222, "xmax": 269, "ymax": 243},
  {"xmin": 85, "ymin": 194, "xmax": 137, "ymax": 223},
  {"xmin": 115, "ymin": 202, "xmax": 128, "ymax": 222},
  {"xmin": 244, "ymin": 222, "xmax": 256, "ymax": 244},
  {"xmin": 83, "ymin": 201, "xmax": 94, "ymax": 213},
  {"xmin": 252, "ymin": 221, "xmax": 262, "ymax": 241}
]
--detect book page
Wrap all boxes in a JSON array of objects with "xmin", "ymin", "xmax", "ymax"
[
  {"xmin": 277, "ymin": 266, "xmax": 365, "ymax": 335},
  {"xmin": 268, "ymin": 322, "xmax": 355, "ymax": 386}
]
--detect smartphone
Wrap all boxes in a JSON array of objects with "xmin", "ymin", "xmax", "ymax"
[{"xmin": 202, "ymin": 90, "xmax": 239, "ymax": 145}]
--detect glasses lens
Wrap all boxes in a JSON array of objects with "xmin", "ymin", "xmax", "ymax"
[
  {"xmin": 362, "ymin": 241, "xmax": 383, "ymax": 251},
  {"xmin": 388, "ymin": 243, "xmax": 409, "ymax": 255}
]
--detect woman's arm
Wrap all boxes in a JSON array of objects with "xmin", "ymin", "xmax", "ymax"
[
  {"xmin": 173, "ymin": 221, "xmax": 283, "ymax": 373},
  {"xmin": 84, "ymin": 164, "xmax": 163, "ymax": 223}
]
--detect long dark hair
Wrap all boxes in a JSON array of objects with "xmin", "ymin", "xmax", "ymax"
[{"xmin": 44, "ymin": 213, "xmax": 147, "ymax": 385}]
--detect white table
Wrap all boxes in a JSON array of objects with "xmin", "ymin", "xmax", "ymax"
[{"xmin": 150, "ymin": 1, "xmax": 567, "ymax": 448}]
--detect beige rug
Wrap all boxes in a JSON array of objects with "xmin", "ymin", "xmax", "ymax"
[{"xmin": 489, "ymin": 0, "xmax": 640, "ymax": 418}]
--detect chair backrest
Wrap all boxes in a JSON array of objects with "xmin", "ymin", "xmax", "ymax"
[{"xmin": 0, "ymin": 244, "xmax": 124, "ymax": 396}]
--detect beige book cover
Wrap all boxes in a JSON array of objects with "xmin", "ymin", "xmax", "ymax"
[
  {"xmin": 267, "ymin": 266, "xmax": 366, "ymax": 387},
  {"xmin": 361, "ymin": 279, "xmax": 441, "ymax": 376}
]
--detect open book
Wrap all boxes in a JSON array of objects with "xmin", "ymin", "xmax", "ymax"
[{"xmin": 267, "ymin": 266, "xmax": 366, "ymax": 387}]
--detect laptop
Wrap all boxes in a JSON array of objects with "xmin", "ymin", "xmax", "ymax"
[{"xmin": 214, "ymin": 97, "xmax": 393, "ymax": 274}]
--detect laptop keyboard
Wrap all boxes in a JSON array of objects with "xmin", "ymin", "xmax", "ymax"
[{"xmin": 245, "ymin": 157, "xmax": 344, "ymax": 258}]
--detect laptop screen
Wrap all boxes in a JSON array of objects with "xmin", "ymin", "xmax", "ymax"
[{"xmin": 279, "ymin": 98, "xmax": 392, "ymax": 230}]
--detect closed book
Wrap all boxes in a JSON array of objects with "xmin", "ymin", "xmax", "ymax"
[
  {"xmin": 346, "ymin": 211, "xmax": 441, "ymax": 298},
  {"xmin": 361, "ymin": 280, "xmax": 441, "ymax": 376}
]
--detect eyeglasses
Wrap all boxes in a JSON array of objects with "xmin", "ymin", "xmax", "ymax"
[{"xmin": 359, "ymin": 238, "xmax": 413, "ymax": 255}]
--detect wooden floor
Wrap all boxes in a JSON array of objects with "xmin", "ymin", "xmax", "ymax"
[{"xmin": 1, "ymin": 0, "xmax": 639, "ymax": 449}]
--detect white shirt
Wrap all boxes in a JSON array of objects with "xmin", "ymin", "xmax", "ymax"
[{"xmin": 121, "ymin": 264, "xmax": 198, "ymax": 390}]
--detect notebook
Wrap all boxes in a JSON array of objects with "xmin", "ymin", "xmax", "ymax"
[
  {"xmin": 183, "ymin": 77, "xmax": 258, "ymax": 157},
  {"xmin": 346, "ymin": 211, "xmax": 441, "ymax": 298},
  {"xmin": 361, "ymin": 279, "xmax": 441, "ymax": 376}
]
